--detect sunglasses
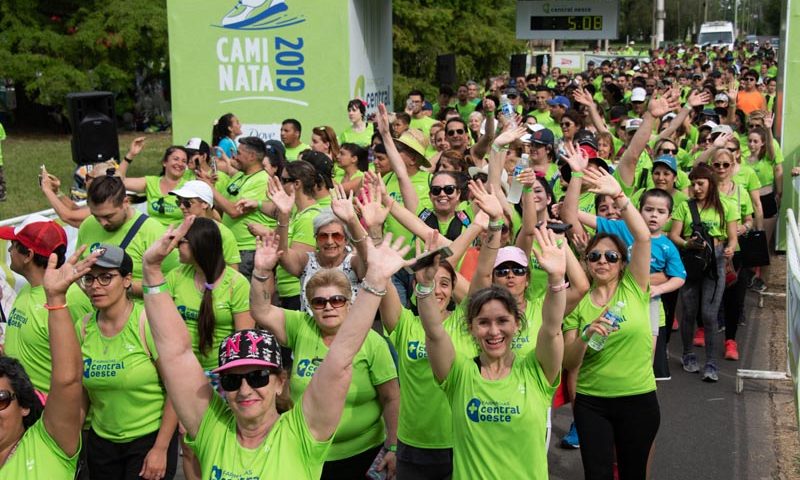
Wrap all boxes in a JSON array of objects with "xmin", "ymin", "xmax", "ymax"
[
  {"xmin": 659, "ymin": 148, "xmax": 678, "ymax": 155},
  {"xmin": 316, "ymin": 231, "xmax": 345, "ymax": 243},
  {"xmin": 280, "ymin": 176, "xmax": 296, "ymax": 184},
  {"xmin": 177, "ymin": 197, "xmax": 196, "ymax": 209},
  {"xmin": 430, "ymin": 185, "xmax": 457, "ymax": 196},
  {"xmin": 507, "ymin": 94, "xmax": 518, "ymax": 99},
  {"xmin": 80, "ymin": 272, "xmax": 120, "ymax": 288},
  {"xmin": 0, "ymin": 390, "xmax": 16, "ymax": 411},
  {"xmin": 560, "ymin": 122, "xmax": 574, "ymax": 128},
  {"xmin": 309, "ymin": 295, "xmax": 349, "ymax": 310},
  {"xmin": 493, "ymin": 266, "xmax": 528, "ymax": 278},
  {"xmin": 219, "ymin": 369, "xmax": 272, "ymax": 391},
  {"xmin": 586, "ymin": 250, "xmax": 621, "ymax": 263},
  {"xmin": 712, "ymin": 162, "xmax": 732, "ymax": 169},
  {"xmin": 447, "ymin": 129, "xmax": 465, "ymax": 136}
]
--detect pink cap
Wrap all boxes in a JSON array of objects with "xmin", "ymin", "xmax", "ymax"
[{"xmin": 493, "ymin": 246, "xmax": 529, "ymax": 269}]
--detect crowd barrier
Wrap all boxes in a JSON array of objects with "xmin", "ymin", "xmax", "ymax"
[{"xmin": 775, "ymin": 208, "xmax": 800, "ymax": 426}]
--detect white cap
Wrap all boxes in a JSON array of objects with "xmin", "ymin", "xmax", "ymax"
[
  {"xmin": 631, "ymin": 88, "xmax": 647, "ymax": 102},
  {"xmin": 625, "ymin": 118, "xmax": 643, "ymax": 132},
  {"xmin": 661, "ymin": 113, "xmax": 677, "ymax": 122},
  {"xmin": 468, "ymin": 165, "xmax": 509, "ymax": 194},
  {"xmin": 699, "ymin": 120, "xmax": 718, "ymax": 130},
  {"xmin": 714, "ymin": 93, "xmax": 729, "ymax": 103},
  {"xmin": 170, "ymin": 180, "xmax": 214, "ymax": 207},
  {"xmin": 711, "ymin": 124, "xmax": 734, "ymax": 136}
]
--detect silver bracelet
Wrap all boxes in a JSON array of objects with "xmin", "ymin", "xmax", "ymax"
[
  {"xmin": 361, "ymin": 281, "xmax": 387, "ymax": 297},
  {"xmin": 253, "ymin": 272, "xmax": 272, "ymax": 282}
]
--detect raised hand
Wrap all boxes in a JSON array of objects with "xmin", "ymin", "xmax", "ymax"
[
  {"xmin": 687, "ymin": 89, "xmax": 711, "ymax": 108},
  {"xmin": 562, "ymin": 141, "xmax": 589, "ymax": 173},
  {"xmin": 531, "ymin": 224, "xmax": 566, "ymax": 278},
  {"xmin": 648, "ymin": 88, "xmax": 681, "ymax": 117},
  {"xmin": 517, "ymin": 168, "xmax": 537, "ymax": 188},
  {"xmin": 415, "ymin": 231, "xmax": 445, "ymax": 286},
  {"xmin": 254, "ymin": 231, "xmax": 282, "ymax": 272},
  {"xmin": 356, "ymin": 182, "xmax": 390, "ymax": 229},
  {"xmin": 572, "ymin": 87, "xmax": 595, "ymax": 107},
  {"xmin": 40, "ymin": 166, "xmax": 60, "ymax": 194},
  {"xmin": 468, "ymin": 180, "xmax": 503, "ymax": 220},
  {"xmin": 365, "ymin": 233, "xmax": 413, "ymax": 281},
  {"xmin": 363, "ymin": 170, "xmax": 391, "ymax": 206},
  {"xmin": 712, "ymin": 132, "xmax": 735, "ymax": 149},
  {"xmin": 127, "ymin": 136, "xmax": 146, "ymax": 159},
  {"xmin": 376, "ymin": 103, "xmax": 392, "ymax": 135},
  {"xmin": 330, "ymin": 183, "xmax": 356, "ymax": 223},
  {"xmin": 471, "ymin": 209, "xmax": 490, "ymax": 230},
  {"xmin": 493, "ymin": 124, "xmax": 528, "ymax": 148},
  {"xmin": 482, "ymin": 97, "xmax": 496, "ymax": 113},
  {"xmin": 43, "ymin": 245, "xmax": 101, "ymax": 298},
  {"xmin": 143, "ymin": 216, "xmax": 195, "ymax": 268},
  {"xmin": 583, "ymin": 168, "xmax": 622, "ymax": 197},
  {"xmin": 765, "ymin": 112, "xmax": 774, "ymax": 130},
  {"xmin": 570, "ymin": 228, "xmax": 590, "ymax": 257},
  {"xmin": 267, "ymin": 175, "xmax": 295, "ymax": 215}
]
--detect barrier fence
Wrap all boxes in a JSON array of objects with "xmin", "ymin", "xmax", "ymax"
[{"xmin": 782, "ymin": 208, "xmax": 800, "ymax": 426}]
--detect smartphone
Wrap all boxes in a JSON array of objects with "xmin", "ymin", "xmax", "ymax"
[
  {"xmin": 209, "ymin": 156, "xmax": 218, "ymax": 175},
  {"xmin": 546, "ymin": 223, "xmax": 572, "ymax": 234},
  {"xmin": 406, "ymin": 98, "xmax": 414, "ymax": 111},
  {"xmin": 38, "ymin": 165, "xmax": 45, "ymax": 187},
  {"xmin": 405, "ymin": 246, "xmax": 453, "ymax": 274}
]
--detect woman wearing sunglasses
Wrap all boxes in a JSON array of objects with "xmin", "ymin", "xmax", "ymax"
[
  {"xmin": 247, "ymin": 230, "xmax": 400, "ymax": 480},
  {"xmin": 0, "ymin": 247, "xmax": 99, "ymax": 478},
  {"xmin": 77, "ymin": 245, "xmax": 179, "ymax": 480},
  {"xmin": 561, "ymin": 167, "xmax": 660, "ymax": 479},
  {"xmin": 141, "ymin": 217, "xmax": 411, "ymax": 480},
  {"xmin": 669, "ymin": 163, "xmax": 739, "ymax": 381}
]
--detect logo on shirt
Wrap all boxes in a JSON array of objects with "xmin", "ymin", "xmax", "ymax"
[
  {"xmin": 177, "ymin": 305, "xmax": 199, "ymax": 322},
  {"xmin": 83, "ymin": 357, "xmax": 125, "ymax": 378},
  {"xmin": 6, "ymin": 308, "xmax": 27, "ymax": 328},
  {"xmin": 295, "ymin": 357, "xmax": 323, "ymax": 378},
  {"xmin": 511, "ymin": 335, "xmax": 530, "ymax": 351},
  {"xmin": 210, "ymin": 465, "xmax": 258, "ymax": 480},
  {"xmin": 406, "ymin": 341, "xmax": 428, "ymax": 360},
  {"xmin": 466, "ymin": 397, "xmax": 521, "ymax": 424}
]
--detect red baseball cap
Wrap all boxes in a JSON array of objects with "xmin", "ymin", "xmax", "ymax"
[{"xmin": 0, "ymin": 214, "xmax": 67, "ymax": 257}]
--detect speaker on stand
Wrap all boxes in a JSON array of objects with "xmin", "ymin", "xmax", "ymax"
[
  {"xmin": 510, "ymin": 54, "xmax": 528, "ymax": 79},
  {"xmin": 67, "ymin": 91, "xmax": 119, "ymax": 166},
  {"xmin": 436, "ymin": 54, "xmax": 457, "ymax": 87}
]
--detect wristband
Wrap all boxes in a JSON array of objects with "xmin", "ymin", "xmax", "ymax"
[
  {"xmin": 361, "ymin": 282, "xmax": 387, "ymax": 297},
  {"xmin": 351, "ymin": 233, "xmax": 368, "ymax": 244},
  {"xmin": 488, "ymin": 219, "xmax": 505, "ymax": 231},
  {"xmin": 415, "ymin": 283, "xmax": 434, "ymax": 298},
  {"xmin": 257, "ymin": 200, "xmax": 263, "ymax": 210},
  {"xmin": 44, "ymin": 303, "xmax": 68, "ymax": 311},
  {"xmin": 618, "ymin": 198, "xmax": 631, "ymax": 212},
  {"xmin": 580, "ymin": 325, "xmax": 592, "ymax": 343},
  {"xmin": 123, "ymin": 156, "xmax": 133, "ymax": 163},
  {"xmin": 522, "ymin": 186, "xmax": 533, "ymax": 193},
  {"xmin": 549, "ymin": 281, "xmax": 569, "ymax": 293},
  {"xmin": 572, "ymin": 171, "xmax": 584, "ymax": 179},
  {"xmin": 491, "ymin": 144, "xmax": 508, "ymax": 153},
  {"xmin": 143, "ymin": 282, "xmax": 169, "ymax": 295},
  {"xmin": 385, "ymin": 444, "xmax": 397, "ymax": 453},
  {"xmin": 277, "ymin": 222, "xmax": 289, "ymax": 228},
  {"xmin": 253, "ymin": 272, "xmax": 272, "ymax": 282}
]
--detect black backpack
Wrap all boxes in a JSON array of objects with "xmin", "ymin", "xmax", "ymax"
[{"xmin": 679, "ymin": 200, "xmax": 717, "ymax": 281}]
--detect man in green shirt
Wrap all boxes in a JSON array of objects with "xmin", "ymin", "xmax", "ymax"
[
  {"xmin": 281, "ymin": 119, "xmax": 310, "ymax": 160},
  {"xmin": 406, "ymin": 90, "xmax": 436, "ymax": 137},
  {"xmin": 532, "ymin": 88, "xmax": 556, "ymax": 130},
  {"xmin": 0, "ymin": 214, "xmax": 92, "ymax": 393},
  {"xmin": 432, "ymin": 85, "xmax": 454, "ymax": 119},
  {"xmin": 454, "ymin": 84, "xmax": 476, "ymax": 121}
]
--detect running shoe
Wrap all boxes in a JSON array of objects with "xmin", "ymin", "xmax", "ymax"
[
  {"xmin": 750, "ymin": 277, "xmax": 767, "ymax": 292},
  {"xmin": 724, "ymin": 339, "xmax": 739, "ymax": 361},
  {"xmin": 693, "ymin": 327, "xmax": 705, "ymax": 347},
  {"xmin": 655, "ymin": 375, "xmax": 672, "ymax": 381},
  {"xmin": 560, "ymin": 422, "xmax": 579, "ymax": 449},
  {"xmin": 702, "ymin": 363, "xmax": 719, "ymax": 382},
  {"xmin": 682, "ymin": 353, "xmax": 700, "ymax": 373}
]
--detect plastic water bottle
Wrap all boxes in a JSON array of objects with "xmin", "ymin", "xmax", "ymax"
[
  {"xmin": 588, "ymin": 301, "xmax": 625, "ymax": 351},
  {"xmin": 500, "ymin": 94, "xmax": 516, "ymax": 126},
  {"xmin": 506, "ymin": 153, "xmax": 529, "ymax": 204}
]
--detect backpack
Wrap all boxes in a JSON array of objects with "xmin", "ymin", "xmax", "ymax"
[{"xmin": 679, "ymin": 200, "xmax": 717, "ymax": 281}]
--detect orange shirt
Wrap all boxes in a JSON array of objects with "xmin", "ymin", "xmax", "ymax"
[{"xmin": 737, "ymin": 90, "xmax": 766, "ymax": 115}]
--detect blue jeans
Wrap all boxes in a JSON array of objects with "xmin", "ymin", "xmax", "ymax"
[
  {"xmin": 680, "ymin": 246, "xmax": 725, "ymax": 366},
  {"xmin": 392, "ymin": 269, "xmax": 413, "ymax": 308}
]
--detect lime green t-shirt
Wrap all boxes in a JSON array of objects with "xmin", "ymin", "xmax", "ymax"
[
  {"xmin": 79, "ymin": 303, "xmax": 165, "ymax": 442},
  {"xmin": 563, "ymin": 270, "xmax": 656, "ymax": 397},
  {"xmin": 409, "ymin": 116, "xmax": 436, "ymax": 137},
  {"xmin": 145, "ymin": 175, "xmax": 188, "ymax": 226},
  {"xmin": 216, "ymin": 220, "xmax": 242, "ymax": 265},
  {"xmin": 186, "ymin": 393, "xmax": 331, "ymax": 480},
  {"xmin": 672, "ymin": 197, "xmax": 740, "ymax": 240},
  {"xmin": 383, "ymin": 170, "xmax": 433, "ymax": 258},
  {"xmin": 276, "ymin": 203, "xmax": 321, "ymax": 298},
  {"xmin": 455, "ymin": 101, "xmax": 477, "ymax": 122},
  {"xmin": 4, "ymin": 284, "xmax": 92, "ymax": 393},
  {"xmin": 221, "ymin": 170, "xmax": 276, "ymax": 250},
  {"xmin": 166, "ymin": 265, "xmax": 250, "ymax": 370},
  {"xmin": 440, "ymin": 352, "xmax": 558, "ymax": 480},
  {"xmin": 284, "ymin": 142, "xmax": 310, "ymax": 161},
  {"xmin": 0, "ymin": 419, "xmax": 78, "ymax": 479},
  {"xmin": 746, "ymin": 154, "xmax": 782, "ymax": 188},
  {"xmin": 720, "ymin": 183, "xmax": 754, "ymax": 220},
  {"xmin": 77, "ymin": 210, "xmax": 179, "ymax": 282},
  {"xmin": 213, "ymin": 170, "xmax": 232, "ymax": 195},
  {"xmin": 338, "ymin": 123, "xmax": 374, "ymax": 147},
  {"xmin": 733, "ymin": 164, "xmax": 762, "ymax": 192},
  {"xmin": 284, "ymin": 310, "xmax": 397, "ymax": 460}
]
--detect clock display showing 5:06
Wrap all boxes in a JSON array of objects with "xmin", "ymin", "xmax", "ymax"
[{"xmin": 530, "ymin": 15, "xmax": 603, "ymax": 31}]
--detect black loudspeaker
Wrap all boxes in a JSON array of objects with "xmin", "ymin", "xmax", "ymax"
[
  {"xmin": 436, "ymin": 54, "xmax": 457, "ymax": 86},
  {"xmin": 534, "ymin": 54, "xmax": 552, "ymax": 75},
  {"xmin": 67, "ymin": 91, "xmax": 119, "ymax": 165},
  {"xmin": 510, "ymin": 54, "xmax": 528, "ymax": 78}
]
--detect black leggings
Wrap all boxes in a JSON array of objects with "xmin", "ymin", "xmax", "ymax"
[
  {"xmin": 321, "ymin": 445, "xmax": 382, "ymax": 480},
  {"xmin": 723, "ymin": 254, "xmax": 751, "ymax": 341},
  {"xmin": 574, "ymin": 391, "xmax": 660, "ymax": 480}
]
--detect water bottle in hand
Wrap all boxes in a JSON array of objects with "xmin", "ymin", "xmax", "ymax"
[
  {"xmin": 588, "ymin": 301, "xmax": 625, "ymax": 351},
  {"xmin": 500, "ymin": 94, "xmax": 516, "ymax": 127},
  {"xmin": 506, "ymin": 153, "xmax": 530, "ymax": 204}
]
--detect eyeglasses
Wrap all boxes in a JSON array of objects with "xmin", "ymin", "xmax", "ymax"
[
  {"xmin": 177, "ymin": 197, "xmax": 196, "ymax": 209},
  {"xmin": 280, "ymin": 176, "xmax": 296, "ymax": 184},
  {"xmin": 586, "ymin": 250, "xmax": 621, "ymax": 263},
  {"xmin": 80, "ymin": 272, "xmax": 120, "ymax": 288},
  {"xmin": 309, "ymin": 295, "xmax": 349, "ymax": 310},
  {"xmin": 560, "ymin": 122, "xmax": 574, "ymax": 128},
  {"xmin": 446, "ymin": 129, "xmax": 465, "ymax": 136},
  {"xmin": 507, "ymin": 94, "xmax": 518, "ymax": 99},
  {"xmin": 316, "ymin": 231, "xmax": 345, "ymax": 243},
  {"xmin": 219, "ymin": 369, "xmax": 272, "ymax": 391},
  {"xmin": 0, "ymin": 390, "xmax": 17, "ymax": 411},
  {"xmin": 429, "ymin": 185, "xmax": 458, "ymax": 196},
  {"xmin": 493, "ymin": 266, "xmax": 528, "ymax": 278},
  {"xmin": 712, "ymin": 162, "xmax": 732, "ymax": 169},
  {"xmin": 659, "ymin": 148, "xmax": 678, "ymax": 155}
]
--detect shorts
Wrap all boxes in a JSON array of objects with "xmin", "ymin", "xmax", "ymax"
[{"xmin": 761, "ymin": 192, "xmax": 778, "ymax": 219}]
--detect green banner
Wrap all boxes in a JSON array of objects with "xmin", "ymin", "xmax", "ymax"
[{"xmin": 777, "ymin": 0, "xmax": 798, "ymax": 250}]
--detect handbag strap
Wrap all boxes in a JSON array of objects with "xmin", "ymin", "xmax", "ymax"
[{"xmin": 120, "ymin": 213, "xmax": 149, "ymax": 250}]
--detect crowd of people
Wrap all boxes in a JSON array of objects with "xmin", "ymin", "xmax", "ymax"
[{"xmin": 0, "ymin": 40, "xmax": 788, "ymax": 479}]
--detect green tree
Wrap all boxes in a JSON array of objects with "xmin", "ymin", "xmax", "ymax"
[{"xmin": 0, "ymin": 0, "xmax": 168, "ymax": 114}]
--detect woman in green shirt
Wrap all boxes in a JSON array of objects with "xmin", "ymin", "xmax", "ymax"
[
  {"xmin": 0, "ymin": 246, "xmax": 99, "ymax": 479},
  {"xmin": 339, "ymin": 99, "xmax": 374, "ymax": 148}
]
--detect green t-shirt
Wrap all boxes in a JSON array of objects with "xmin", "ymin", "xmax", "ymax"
[
  {"xmin": 145, "ymin": 175, "xmax": 188, "ymax": 226},
  {"xmin": 338, "ymin": 123, "xmax": 374, "ymax": 147},
  {"xmin": 186, "ymin": 393, "xmax": 331, "ymax": 480},
  {"xmin": 409, "ymin": 116, "xmax": 436, "ymax": 137},
  {"xmin": 4, "ymin": 284, "xmax": 92, "ymax": 393},
  {"xmin": 746, "ymin": 153, "xmax": 782, "ymax": 188},
  {"xmin": 213, "ymin": 171, "xmax": 232, "ymax": 195},
  {"xmin": 284, "ymin": 142, "xmax": 310, "ymax": 161},
  {"xmin": 276, "ymin": 203, "xmax": 321, "ymax": 298},
  {"xmin": 221, "ymin": 170, "xmax": 276, "ymax": 250},
  {"xmin": 79, "ymin": 302, "xmax": 165, "ymax": 442},
  {"xmin": 284, "ymin": 310, "xmax": 396, "ymax": 460},
  {"xmin": 77, "ymin": 210, "xmax": 179, "ymax": 282},
  {"xmin": 216, "ymin": 220, "xmax": 242, "ymax": 265},
  {"xmin": 733, "ymin": 164, "xmax": 762, "ymax": 192},
  {"xmin": 166, "ymin": 265, "xmax": 250, "ymax": 370},
  {"xmin": 563, "ymin": 270, "xmax": 656, "ymax": 397},
  {"xmin": 455, "ymin": 101, "xmax": 477, "ymax": 122},
  {"xmin": 0, "ymin": 419, "xmax": 78, "ymax": 479},
  {"xmin": 672, "ymin": 197, "xmax": 740, "ymax": 240},
  {"xmin": 720, "ymin": 183, "xmax": 753, "ymax": 220},
  {"xmin": 383, "ymin": 170, "xmax": 433, "ymax": 258},
  {"xmin": 440, "ymin": 352, "xmax": 558, "ymax": 480}
]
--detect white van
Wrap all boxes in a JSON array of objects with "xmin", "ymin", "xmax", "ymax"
[{"xmin": 697, "ymin": 21, "xmax": 736, "ymax": 51}]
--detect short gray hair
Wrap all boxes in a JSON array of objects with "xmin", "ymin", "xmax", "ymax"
[{"xmin": 312, "ymin": 208, "xmax": 351, "ymax": 240}]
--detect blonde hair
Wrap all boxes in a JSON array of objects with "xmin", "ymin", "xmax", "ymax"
[{"xmin": 304, "ymin": 269, "xmax": 352, "ymax": 301}]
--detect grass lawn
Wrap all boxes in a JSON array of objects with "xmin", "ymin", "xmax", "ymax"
[{"xmin": 0, "ymin": 132, "xmax": 174, "ymax": 221}]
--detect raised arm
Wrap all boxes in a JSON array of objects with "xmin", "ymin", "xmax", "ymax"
[
  {"xmin": 573, "ymin": 87, "xmax": 610, "ymax": 134},
  {"xmin": 267, "ymin": 175, "xmax": 309, "ymax": 277},
  {"xmin": 695, "ymin": 132, "xmax": 735, "ymax": 167},
  {"xmin": 42, "ymin": 245, "xmax": 100, "ymax": 457},
  {"xmin": 40, "ymin": 169, "xmax": 89, "ymax": 228},
  {"xmin": 117, "ymin": 136, "xmax": 148, "ymax": 193},
  {"xmin": 467, "ymin": 180, "xmax": 505, "ymax": 295},
  {"xmin": 363, "ymin": 171, "xmax": 436, "ymax": 240},
  {"xmin": 376, "ymin": 103, "xmax": 419, "ymax": 213},
  {"xmin": 141, "ymin": 216, "xmax": 213, "ymax": 438},
  {"xmin": 531, "ymin": 226, "xmax": 567, "ymax": 384},
  {"xmin": 470, "ymin": 98, "xmax": 498, "ymax": 160},
  {"xmin": 658, "ymin": 90, "xmax": 709, "ymax": 142},
  {"xmin": 564, "ymin": 243, "xmax": 590, "ymax": 314},
  {"xmin": 331, "ymin": 183, "xmax": 371, "ymax": 278},
  {"xmin": 560, "ymin": 142, "xmax": 591, "ymax": 234},
  {"xmin": 584, "ymin": 169, "xmax": 651, "ymax": 290},
  {"xmin": 249, "ymin": 231, "xmax": 288, "ymax": 345},
  {"xmin": 303, "ymin": 234, "xmax": 411, "ymax": 442},
  {"xmin": 515, "ymin": 169, "xmax": 540, "ymax": 254}
]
